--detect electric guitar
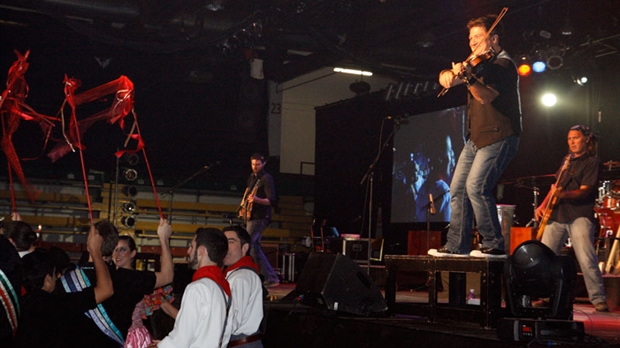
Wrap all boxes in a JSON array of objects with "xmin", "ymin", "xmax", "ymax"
[
  {"xmin": 238, "ymin": 178, "xmax": 260, "ymax": 225},
  {"xmin": 536, "ymin": 154, "xmax": 572, "ymax": 240}
]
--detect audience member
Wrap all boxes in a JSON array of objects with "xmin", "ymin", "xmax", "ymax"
[
  {"xmin": 151, "ymin": 227, "xmax": 230, "ymax": 348},
  {"xmin": 222, "ymin": 226, "xmax": 264, "ymax": 348},
  {"xmin": 112, "ymin": 235, "xmax": 155, "ymax": 348},
  {"xmin": 0, "ymin": 233, "xmax": 21, "ymax": 347},
  {"xmin": 14, "ymin": 224, "xmax": 114, "ymax": 347},
  {"xmin": 58, "ymin": 218, "xmax": 173, "ymax": 348},
  {"xmin": 6, "ymin": 221, "xmax": 37, "ymax": 258}
]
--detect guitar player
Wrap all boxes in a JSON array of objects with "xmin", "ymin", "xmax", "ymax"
[
  {"xmin": 535, "ymin": 125, "xmax": 608, "ymax": 312},
  {"xmin": 239, "ymin": 153, "xmax": 280, "ymax": 288}
]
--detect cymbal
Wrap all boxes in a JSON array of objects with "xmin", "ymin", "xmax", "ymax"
[
  {"xmin": 500, "ymin": 174, "xmax": 555, "ymax": 185},
  {"xmin": 603, "ymin": 160, "xmax": 620, "ymax": 169}
]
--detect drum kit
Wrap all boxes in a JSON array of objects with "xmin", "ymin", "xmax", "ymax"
[
  {"xmin": 501, "ymin": 160, "xmax": 620, "ymax": 273},
  {"xmin": 595, "ymin": 161, "xmax": 620, "ymax": 239}
]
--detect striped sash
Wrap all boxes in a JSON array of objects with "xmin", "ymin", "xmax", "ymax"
[
  {"xmin": 61, "ymin": 267, "xmax": 124, "ymax": 346},
  {"xmin": 0, "ymin": 269, "xmax": 20, "ymax": 336}
]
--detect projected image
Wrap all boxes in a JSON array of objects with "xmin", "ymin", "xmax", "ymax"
[{"xmin": 391, "ymin": 106, "xmax": 466, "ymax": 223}]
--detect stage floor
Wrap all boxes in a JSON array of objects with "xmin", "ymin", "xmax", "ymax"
[{"xmin": 264, "ymin": 282, "xmax": 619, "ymax": 347}]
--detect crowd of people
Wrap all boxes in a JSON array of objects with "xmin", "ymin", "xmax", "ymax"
[{"xmin": 0, "ymin": 214, "xmax": 267, "ymax": 348}]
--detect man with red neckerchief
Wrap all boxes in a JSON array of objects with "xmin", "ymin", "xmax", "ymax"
[
  {"xmin": 222, "ymin": 226, "xmax": 264, "ymax": 348},
  {"xmin": 151, "ymin": 228, "xmax": 230, "ymax": 348}
]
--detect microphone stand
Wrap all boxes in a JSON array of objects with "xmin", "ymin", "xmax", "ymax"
[
  {"xmin": 162, "ymin": 165, "xmax": 213, "ymax": 223},
  {"xmin": 360, "ymin": 116, "xmax": 404, "ymax": 274}
]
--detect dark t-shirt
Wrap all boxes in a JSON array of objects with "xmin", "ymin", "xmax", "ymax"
[
  {"xmin": 246, "ymin": 170, "xmax": 277, "ymax": 220},
  {"xmin": 14, "ymin": 288, "xmax": 96, "ymax": 348},
  {"xmin": 550, "ymin": 153, "xmax": 599, "ymax": 223},
  {"xmin": 58, "ymin": 264, "xmax": 156, "ymax": 348}
]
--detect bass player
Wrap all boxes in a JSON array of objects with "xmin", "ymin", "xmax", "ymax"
[
  {"xmin": 535, "ymin": 125, "xmax": 608, "ymax": 312},
  {"xmin": 239, "ymin": 153, "xmax": 280, "ymax": 288}
]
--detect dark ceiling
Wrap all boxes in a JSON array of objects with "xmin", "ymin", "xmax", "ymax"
[
  {"xmin": 1, "ymin": 0, "xmax": 619, "ymax": 184},
  {"xmin": 2, "ymin": 0, "xmax": 619, "ymax": 83}
]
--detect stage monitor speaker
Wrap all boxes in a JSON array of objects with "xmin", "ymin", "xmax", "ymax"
[{"xmin": 295, "ymin": 252, "xmax": 387, "ymax": 316}]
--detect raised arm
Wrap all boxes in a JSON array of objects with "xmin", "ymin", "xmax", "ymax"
[
  {"xmin": 154, "ymin": 217, "xmax": 174, "ymax": 288},
  {"xmin": 87, "ymin": 224, "xmax": 114, "ymax": 303}
]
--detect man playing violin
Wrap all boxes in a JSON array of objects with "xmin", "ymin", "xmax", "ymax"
[{"xmin": 429, "ymin": 14, "xmax": 522, "ymax": 258}]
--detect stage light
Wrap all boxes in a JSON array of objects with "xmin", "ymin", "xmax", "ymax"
[
  {"xmin": 120, "ymin": 215, "xmax": 136, "ymax": 228},
  {"xmin": 532, "ymin": 61, "xmax": 546, "ymax": 73},
  {"xmin": 575, "ymin": 76, "xmax": 588, "ymax": 85},
  {"xmin": 333, "ymin": 68, "xmax": 373, "ymax": 76},
  {"xmin": 517, "ymin": 55, "xmax": 531, "ymax": 77},
  {"xmin": 121, "ymin": 185, "xmax": 138, "ymax": 197},
  {"xmin": 546, "ymin": 55, "xmax": 563, "ymax": 70},
  {"xmin": 518, "ymin": 64, "xmax": 531, "ymax": 76},
  {"xmin": 123, "ymin": 168, "xmax": 138, "ymax": 181},
  {"xmin": 504, "ymin": 240, "xmax": 576, "ymax": 320},
  {"xmin": 121, "ymin": 201, "xmax": 137, "ymax": 214},
  {"xmin": 541, "ymin": 93, "xmax": 557, "ymax": 107}
]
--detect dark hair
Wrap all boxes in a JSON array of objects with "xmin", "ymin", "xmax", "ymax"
[
  {"xmin": 21, "ymin": 249, "xmax": 54, "ymax": 293},
  {"xmin": 195, "ymin": 227, "xmax": 228, "ymax": 267},
  {"xmin": 118, "ymin": 235, "xmax": 137, "ymax": 251},
  {"xmin": 222, "ymin": 225, "xmax": 252, "ymax": 255},
  {"xmin": 48, "ymin": 246, "xmax": 75, "ymax": 276},
  {"xmin": 94, "ymin": 220, "xmax": 119, "ymax": 257},
  {"xmin": 7, "ymin": 221, "xmax": 37, "ymax": 252},
  {"xmin": 250, "ymin": 153, "xmax": 266, "ymax": 163},
  {"xmin": 468, "ymin": 14, "xmax": 504, "ymax": 42},
  {"xmin": 570, "ymin": 124, "xmax": 597, "ymax": 156}
]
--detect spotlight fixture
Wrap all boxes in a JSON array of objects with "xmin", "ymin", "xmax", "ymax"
[
  {"xmin": 120, "ymin": 215, "xmax": 136, "ymax": 228},
  {"xmin": 546, "ymin": 55, "xmax": 563, "ymax": 70},
  {"xmin": 121, "ymin": 185, "xmax": 138, "ymax": 197},
  {"xmin": 532, "ymin": 61, "xmax": 546, "ymax": 73},
  {"xmin": 121, "ymin": 201, "xmax": 137, "ymax": 214},
  {"xmin": 574, "ymin": 76, "xmax": 588, "ymax": 86},
  {"xmin": 333, "ymin": 68, "xmax": 373, "ymax": 76},
  {"xmin": 517, "ymin": 55, "xmax": 531, "ymax": 76},
  {"xmin": 123, "ymin": 168, "xmax": 138, "ymax": 181}
]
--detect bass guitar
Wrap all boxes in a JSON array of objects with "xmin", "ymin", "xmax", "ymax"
[
  {"xmin": 536, "ymin": 154, "xmax": 572, "ymax": 240},
  {"xmin": 238, "ymin": 178, "xmax": 260, "ymax": 226}
]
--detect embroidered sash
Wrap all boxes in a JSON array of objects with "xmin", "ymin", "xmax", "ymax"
[
  {"xmin": 0, "ymin": 269, "xmax": 20, "ymax": 336},
  {"xmin": 61, "ymin": 267, "xmax": 124, "ymax": 346}
]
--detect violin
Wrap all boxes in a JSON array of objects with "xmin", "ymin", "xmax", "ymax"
[
  {"xmin": 437, "ymin": 7, "xmax": 508, "ymax": 97},
  {"xmin": 460, "ymin": 47, "xmax": 497, "ymax": 80}
]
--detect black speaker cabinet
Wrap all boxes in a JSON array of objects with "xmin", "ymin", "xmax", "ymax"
[{"xmin": 295, "ymin": 252, "xmax": 387, "ymax": 316}]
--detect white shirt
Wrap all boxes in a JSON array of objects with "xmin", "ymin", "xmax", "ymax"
[
  {"xmin": 224, "ymin": 268, "xmax": 263, "ymax": 339},
  {"xmin": 158, "ymin": 278, "xmax": 229, "ymax": 348}
]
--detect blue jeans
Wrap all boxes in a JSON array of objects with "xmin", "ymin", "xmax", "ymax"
[
  {"xmin": 246, "ymin": 218, "xmax": 279, "ymax": 283},
  {"xmin": 444, "ymin": 136, "xmax": 519, "ymax": 253},
  {"xmin": 541, "ymin": 218, "xmax": 606, "ymax": 305}
]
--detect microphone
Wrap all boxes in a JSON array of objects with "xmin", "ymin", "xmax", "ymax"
[{"xmin": 429, "ymin": 193, "xmax": 436, "ymax": 215}]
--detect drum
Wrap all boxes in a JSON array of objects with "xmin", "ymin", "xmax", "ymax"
[
  {"xmin": 597, "ymin": 180, "xmax": 620, "ymax": 209},
  {"xmin": 596, "ymin": 208, "xmax": 620, "ymax": 239}
]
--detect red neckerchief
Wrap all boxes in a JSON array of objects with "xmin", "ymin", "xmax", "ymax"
[
  {"xmin": 192, "ymin": 265, "xmax": 231, "ymax": 297},
  {"xmin": 225, "ymin": 255, "xmax": 259, "ymax": 275}
]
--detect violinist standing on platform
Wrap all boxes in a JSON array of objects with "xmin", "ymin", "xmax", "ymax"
[
  {"xmin": 429, "ymin": 14, "xmax": 522, "ymax": 258},
  {"xmin": 240, "ymin": 153, "xmax": 280, "ymax": 287}
]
